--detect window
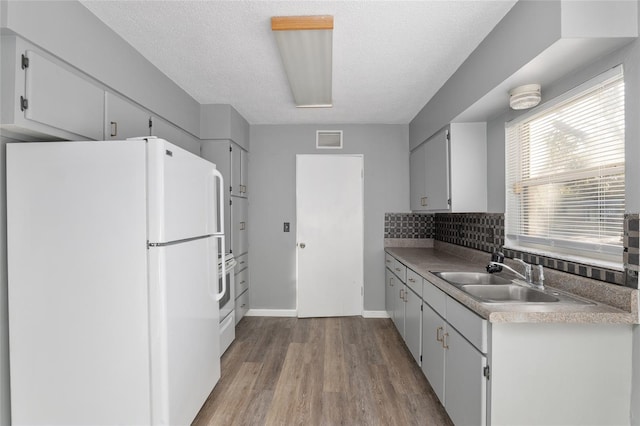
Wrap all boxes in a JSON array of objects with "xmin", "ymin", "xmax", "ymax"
[{"xmin": 505, "ymin": 67, "xmax": 625, "ymax": 266}]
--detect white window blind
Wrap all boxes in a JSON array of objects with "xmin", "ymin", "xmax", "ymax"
[{"xmin": 505, "ymin": 68, "xmax": 625, "ymax": 263}]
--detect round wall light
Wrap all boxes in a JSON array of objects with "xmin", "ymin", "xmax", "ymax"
[{"xmin": 509, "ymin": 84, "xmax": 541, "ymax": 110}]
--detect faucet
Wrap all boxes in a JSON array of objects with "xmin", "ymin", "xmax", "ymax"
[{"xmin": 487, "ymin": 258, "xmax": 545, "ymax": 290}]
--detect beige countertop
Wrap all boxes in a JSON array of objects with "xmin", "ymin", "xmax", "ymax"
[{"xmin": 385, "ymin": 243, "xmax": 639, "ymax": 325}]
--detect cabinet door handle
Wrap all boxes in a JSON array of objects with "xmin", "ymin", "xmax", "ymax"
[
  {"xmin": 421, "ymin": 196, "xmax": 428, "ymax": 206},
  {"xmin": 389, "ymin": 278, "xmax": 394, "ymax": 287},
  {"xmin": 399, "ymin": 288, "xmax": 404, "ymax": 299},
  {"xmin": 436, "ymin": 326, "xmax": 444, "ymax": 342},
  {"xmin": 442, "ymin": 332, "xmax": 449, "ymax": 350},
  {"xmin": 240, "ymin": 221, "xmax": 246, "ymax": 230},
  {"xmin": 110, "ymin": 121, "xmax": 118, "ymax": 137}
]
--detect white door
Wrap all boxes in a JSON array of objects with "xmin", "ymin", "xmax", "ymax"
[{"xmin": 296, "ymin": 155, "xmax": 363, "ymax": 317}]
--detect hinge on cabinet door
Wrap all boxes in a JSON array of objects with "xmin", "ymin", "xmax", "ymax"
[
  {"xmin": 148, "ymin": 118, "xmax": 153, "ymax": 130},
  {"xmin": 19, "ymin": 96, "xmax": 28, "ymax": 112},
  {"xmin": 420, "ymin": 355, "xmax": 423, "ymax": 362},
  {"xmin": 420, "ymin": 304, "xmax": 423, "ymax": 311},
  {"xmin": 229, "ymin": 146, "xmax": 233, "ymax": 152},
  {"xmin": 21, "ymin": 54, "xmax": 29, "ymax": 69},
  {"xmin": 229, "ymin": 185, "xmax": 233, "ymax": 193},
  {"xmin": 483, "ymin": 365, "xmax": 490, "ymax": 380},
  {"xmin": 447, "ymin": 198, "xmax": 451, "ymax": 206},
  {"xmin": 445, "ymin": 130, "xmax": 450, "ymax": 142}
]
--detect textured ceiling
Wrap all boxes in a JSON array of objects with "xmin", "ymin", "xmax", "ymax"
[{"xmin": 81, "ymin": 0, "xmax": 517, "ymax": 125}]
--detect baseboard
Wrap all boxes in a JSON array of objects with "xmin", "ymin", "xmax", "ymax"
[
  {"xmin": 362, "ymin": 310, "xmax": 390, "ymax": 318},
  {"xmin": 245, "ymin": 309, "xmax": 298, "ymax": 317}
]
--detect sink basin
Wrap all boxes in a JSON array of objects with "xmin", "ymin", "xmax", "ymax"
[
  {"xmin": 433, "ymin": 271, "xmax": 511, "ymax": 286},
  {"xmin": 460, "ymin": 284, "xmax": 559, "ymax": 303}
]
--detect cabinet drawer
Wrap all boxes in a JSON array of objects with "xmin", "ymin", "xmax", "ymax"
[
  {"xmin": 235, "ymin": 267, "xmax": 248, "ymax": 299},
  {"xmin": 391, "ymin": 258, "xmax": 406, "ymax": 283},
  {"xmin": 235, "ymin": 253, "xmax": 248, "ymax": 272},
  {"xmin": 235, "ymin": 289, "xmax": 249, "ymax": 325},
  {"xmin": 406, "ymin": 269, "xmax": 422, "ymax": 297},
  {"xmin": 423, "ymin": 279, "xmax": 446, "ymax": 318},
  {"xmin": 385, "ymin": 253, "xmax": 394, "ymax": 269},
  {"xmin": 446, "ymin": 296, "xmax": 487, "ymax": 353}
]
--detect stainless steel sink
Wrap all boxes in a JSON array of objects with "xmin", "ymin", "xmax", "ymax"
[
  {"xmin": 460, "ymin": 284, "xmax": 559, "ymax": 303},
  {"xmin": 433, "ymin": 271, "xmax": 512, "ymax": 286},
  {"xmin": 431, "ymin": 271, "xmax": 595, "ymax": 305}
]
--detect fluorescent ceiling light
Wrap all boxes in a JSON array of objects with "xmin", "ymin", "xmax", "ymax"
[{"xmin": 271, "ymin": 15, "xmax": 333, "ymax": 108}]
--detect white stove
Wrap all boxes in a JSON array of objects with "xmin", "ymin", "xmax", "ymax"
[{"xmin": 218, "ymin": 253, "xmax": 237, "ymax": 354}]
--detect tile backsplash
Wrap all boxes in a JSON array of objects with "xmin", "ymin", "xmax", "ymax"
[{"xmin": 384, "ymin": 212, "xmax": 640, "ymax": 289}]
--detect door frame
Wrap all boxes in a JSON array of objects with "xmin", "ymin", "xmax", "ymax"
[{"xmin": 295, "ymin": 154, "xmax": 364, "ymax": 317}]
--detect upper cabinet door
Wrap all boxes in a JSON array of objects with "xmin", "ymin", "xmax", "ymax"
[
  {"xmin": 105, "ymin": 93, "xmax": 151, "ymax": 140},
  {"xmin": 24, "ymin": 50, "xmax": 104, "ymax": 140},
  {"xmin": 410, "ymin": 143, "xmax": 427, "ymax": 211},
  {"xmin": 231, "ymin": 143, "xmax": 248, "ymax": 197},
  {"xmin": 424, "ymin": 129, "xmax": 450, "ymax": 211},
  {"xmin": 240, "ymin": 149, "xmax": 249, "ymax": 197}
]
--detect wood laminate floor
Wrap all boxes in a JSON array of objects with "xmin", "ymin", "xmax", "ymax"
[{"xmin": 193, "ymin": 316, "xmax": 453, "ymax": 426}]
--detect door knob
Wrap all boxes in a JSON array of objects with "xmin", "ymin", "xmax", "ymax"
[{"xmin": 299, "ymin": 243, "xmax": 306, "ymax": 249}]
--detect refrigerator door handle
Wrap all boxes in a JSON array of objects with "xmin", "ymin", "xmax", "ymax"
[{"xmin": 211, "ymin": 168, "xmax": 226, "ymax": 302}]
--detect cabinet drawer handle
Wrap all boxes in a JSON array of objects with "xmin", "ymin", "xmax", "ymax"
[
  {"xmin": 240, "ymin": 261, "xmax": 245, "ymax": 265},
  {"xmin": 241, "ymin": 303, "xmax": 246, "ymax": 308},
  {"xmin": 110, "ymin": 121, "xmax": 118, "ymax": 137},
  {"xmin": 442, "ymin": 332, "xmax": 449, "ymax": 350},
  {"xmin": 436, "ymin": 326, "xmax": 444, "ymax": 342},
  {"xmin": 386, "ymin": 259, "xmax": 391, "ymax": 263},
  {"xmin": 408, "ymin": 277, "xmax": 415, "ymax": 283},
  {"xmin": 240, "ymin": 280, "xmax": 246, "ymax": 284},
  {"xmin": 395, "ymin": 267, "xmax": 401, "ymax": 272}
]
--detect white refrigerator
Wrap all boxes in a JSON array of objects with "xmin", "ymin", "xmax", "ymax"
[{"xmin": 6, "ymin": 137, "xmax": 226, "ymax": 425}]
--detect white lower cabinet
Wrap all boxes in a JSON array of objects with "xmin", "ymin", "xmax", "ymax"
[
  {"xmin": 393, "ymin": 283, "xmax": 405, "ymax": 335},
  {"xmin": 422, "ymin": 279, "xmax": 488, "ymax": 426},
  {"xmin": 421, "ymin": 302, "xmax": 446, "ymax": 402},
  {"xmin": 385, "ymin": 268, "xmax": 396, "ymax": 320},
  {"xmin": 444, "ymin": 324, "xmax": 487, "ymax": 426},
  {"xmin": 404, "ymin": 286, "xmax": 422, "ymax": 365}
]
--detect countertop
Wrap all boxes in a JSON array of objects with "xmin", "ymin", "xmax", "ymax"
[{"xmin": 385, "ymin": 243, "xmax": 639, "ymax": 324}]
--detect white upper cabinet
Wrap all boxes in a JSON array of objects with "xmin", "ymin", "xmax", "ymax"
[
  {"xmin": 150, "ymin": 116, "xmax": 200, "ymax": 155},
  {"xmin": 1, "ymin": 36, "xmax": 104, "ymax": 141},
  {"xmin": 105, "ymin": 93, "xmax": 151, "ymax": 140},
  {"xmin": 232, "ymin": 145, "xmax": 249, "ymax": 197},
  {"xmin": 410, "ymin": 123, "xmax": 487, "ymax": 212}
]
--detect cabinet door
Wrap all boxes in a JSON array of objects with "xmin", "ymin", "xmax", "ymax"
[
  {"xmin": 422, "ymin": 303, "xmax": 446, "ymax": 403},
  {"xmin": 385, "ymin": 269, "xmax": 396, "ymax": 320},
  {"xmin": 444, "ymin": 326, "xmax": 488, "ymax": 426},
  {"xmin": 232, "ymin": 196, "xmax": 248, "ymax": 256},
  {"xmin": 235, "ymin": 287, "xmax": 249, "ymax": 325},
  {"xmin": 393, "ymin": 282, "xmax": 405, "ymax": 336},
  {"xmin": 424, "ymin": 129, "xmax": 450, "ymax": 211},
  {"xmin": 410, "ymin": 143, "xmax": 427, "ymax": 211},
  {"xmin": 240, "ymin": 149, "xmax": 249, "ymax": 196},
  {"xmin": 105, "ymin": 93, "xmax": 150, "ymax": 140},
  {"xmin": 404, "ymin": 286, "xmax": 422, "ymax": 365},
  {"xmin": 231, "ymin": 144, "xmax": 242, "ymax": 196},
  {"xmin": 25, "ymin": 50, "xmax": 104, "ymax": 140},
  {"xmin": 150, "ymin": 116, "xmax": 200, "ymax": 155}
]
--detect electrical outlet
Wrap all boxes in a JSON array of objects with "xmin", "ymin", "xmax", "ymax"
[{"xmin": 284, "ymin": 222, "xmax": 290, "ymax": 232}]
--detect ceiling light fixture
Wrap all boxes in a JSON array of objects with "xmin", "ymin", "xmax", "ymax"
[
  {"xmin": 271, "ymin": 15, "xmax": 333, "ymax": 108},
  {"xmin": 509, "ymin": 84, "xmax": 541, "ymax": 110}
]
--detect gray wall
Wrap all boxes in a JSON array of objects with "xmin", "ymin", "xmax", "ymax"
[
  {"xmin": 0, "ymin": 137, "xmax": 10, "ymax": 424},
  {"xmin": 248, "ymin": 124, "xmax": 409, "ymax": 312}
]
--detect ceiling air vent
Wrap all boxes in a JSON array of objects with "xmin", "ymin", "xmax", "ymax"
[{"xmin": 316, "ymin": 130, "xmax": 343, "ymax": 149}]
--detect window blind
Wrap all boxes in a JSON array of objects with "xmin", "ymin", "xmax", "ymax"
[{"xmin": 505, "ymin": 68, "xmax": 625, "ymax": 261}]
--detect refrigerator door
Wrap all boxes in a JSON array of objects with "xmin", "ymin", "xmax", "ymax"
[
  {"xmin": 148, "ymin": 236, "xmax": 220, "ymax": 425},
  {"xmin": 147, "ymin": 138, "xmax": 219, "ymax": 243},
  {"xmin": 7, "ymin": 140, "xmax": 151, "ymax": 425}
]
